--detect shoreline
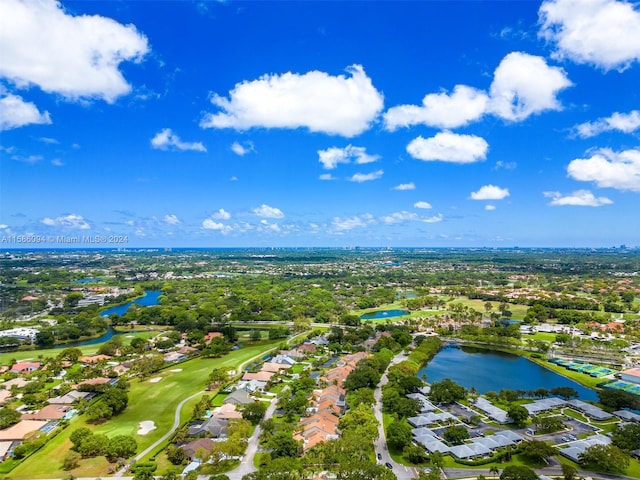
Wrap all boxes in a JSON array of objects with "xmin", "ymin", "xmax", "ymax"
[{"xmin": 437, "ymin": 338, "xmax": 605, "ymax": 394}]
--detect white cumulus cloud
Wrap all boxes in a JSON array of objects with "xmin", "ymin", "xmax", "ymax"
[
  {"xmin": 544, "ymin": 190, "xmax": 613, "ymax": 206},
  {"xmin": 0, "ymin": 94, "xmax": 51, "ymax": 130},
  {"xmin": 200, "ymin": 65, "xmax": 384, "ymax": 137},
  {"xmin": 407, "ymin": 131, "xmax": 488, "ymax": 164},
  {"xmin": 331, "ymin": 213, "xmax": 375, "ymax": 232},
  {"xmin": 489, "ymin": 52, "xmax": 572, "ymax": 121},
  {"xmin": 164, "ymin": 214, "xmax": 180, "ymax": 225},
  {"xmin": 202, "ymin": 219, "xmax": 232, "ymax": 234},
  {"xmin": 151, "ymin": 128, "xmax": 206, "ymax": 152},
  {"xmin": 393, "ymin": 182, "xmax": 416, "ymax": 191},
  {"xmin": 383, "ymin": 53, "xmax": 570, "ymax": 130},
  {"xmin": 318, "ymin": 145, "xmax": 380, "ymax": 170},
  {"xmin": 211, "ymin": 209, "xmax": 231, "ymax": 220},
  {"xmin": 319, "ymin": 173, "xmax": 336, "ymax": 181},
  {"xmin": 539, "ymin": 0, "xmax": 640, "ymax": 71},
  {"xmin": 384, "ymin": 85, "xmax": 489, "ymax": 130},
  {"xmin": 470, "ymin": 185, "xmax": 510, "ymax": 200},
  {"xmin": 414, "ymin": 201, "xmax": 432, "ymax": 209},
  {"xmin": 231, "ymin": 141, "xmax": 254, "ymax": 156},
  {"xmin": 41, "ymin": 213, "xmax": 90, "ymax": 230},
  {"xmin": 485, "ymin": 204, "xmax": 497, "ymax": 211},
  {"xmin": 253, "ymin": 204, "xmax": 284, "ymax": 218},
  {"xmin": 348, "ymin": 170, "xmax": 384, "ymax": 183},
  {"xmin": 566, "ymin": 148, "xmax": 640, "ymax": 191},
  {"xmin": 574, "ymin": 110, "xmax": 640, "ymax": 138},
  {"xmin": 0, "ymin": 0, "xmax": 149, "ymax": 102}
]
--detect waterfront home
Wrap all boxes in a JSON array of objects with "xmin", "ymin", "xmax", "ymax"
[{"xmin": 472, "ymin": 397, "xmax": 510, "ymax": 424}]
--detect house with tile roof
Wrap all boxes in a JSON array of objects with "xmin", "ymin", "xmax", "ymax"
[
  {"xmin": 0, "ymin": 420, "xmax": 47, "ymax": 441},
  {"xmin": 10, "ymin": 362, "xmax": 41, "ymax": 374},
  {"xmin": 242, "ymin": 371, "xmax": 275, "ymax": 382},
  {"xmin": 21, "ymin": 404, "xmax": 72, "ymax": 421}
]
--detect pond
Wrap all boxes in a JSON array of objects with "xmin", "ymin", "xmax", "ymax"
[
  {"xmin": 100, "ymin": 290, "xmax": 162, "ymax": 317},
  {"xmin": 417, "ymin": 344, "xmax": 598, "ymax": 402},
  {"xmin": 360, "ymin": 309, "xmax": 409, "ymax": 320}
]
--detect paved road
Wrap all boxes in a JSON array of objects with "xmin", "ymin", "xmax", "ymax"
[
  {"xmin": 226, "ymin": 394, "xmax": 282, "ymax": 480},
  {"xmin": 373, "ymin": 351, "xmax": 417, "ymax": 480}
]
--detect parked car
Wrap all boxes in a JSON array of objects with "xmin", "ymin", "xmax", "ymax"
[
  {"xmin": 377, "ymin": 453, "xmax": 382, "ymax": 460},
  {"xmin": 385, "ymin": 462, "xmax": 393, "ymax": 470}
]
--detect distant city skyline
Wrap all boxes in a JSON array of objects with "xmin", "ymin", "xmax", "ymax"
[{"xmin": 1, "ymin": 0, "xmax": 639, "ymax": 248}]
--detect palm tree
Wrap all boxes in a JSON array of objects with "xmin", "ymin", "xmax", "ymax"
[{"xmin": 489, "ymin": 466, "xmax": 500, "ymax": 480}]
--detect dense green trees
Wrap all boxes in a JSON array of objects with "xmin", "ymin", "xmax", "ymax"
[
  {"xmin": 243, "ymin": 401, "xmax": 268, "ymax": 425},
  {"xmin": 386, "ymin": 420, "xmax": 412, "ymax": 450},
  {"xmin": 499, "ymin": 465, "xmax": 538, "ymax": 480},
  {"xmin": 612, "ymin": 423, "xmax": 640, "ymax": 451},
  {"xmin": 86, "ymin": 386, "xmax": 129, "ymax": 423},
  {"xmin": 520, "ymin": 440, "xmax": 556, "ymax": 463},
  {"xmin": 106, "ymin": 435, "xmax": 137, "ymax": 461},
  {"xmin": 429, "ymin": 378, "xmax": 466, "ymax": 404},
  {"xmin": 0, "ymin": 407, "xmax": 21, "ymax": 428},
  {"xmin": 507, "ymin": 405, "xmax": 529, "ymax": 426},
  {"xmin": 598, "ymin": 389, "xmax": 640, "ymax": 410},
  {"xmin": 442, "ymin": 425, "xmax": 469, "ymax": 445},
  {"xmin": 579, "ymin": 444, "xmax": 630, "ymax": 473},
  {"xmin": 338, "ymin": 403, "xmax": 378, "ymax": 442}
]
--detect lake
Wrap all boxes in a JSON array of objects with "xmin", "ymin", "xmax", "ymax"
[
  {"xmin": 100, "ymin": 290, "xmax": 162, "ymax": 317},
  {"xmin": 360, "ymin": 309, "xmax": 410, "ymax": 320},
  {"xmin": 417, "ymin": 344, "xmax": 598, "ymax": 402}
]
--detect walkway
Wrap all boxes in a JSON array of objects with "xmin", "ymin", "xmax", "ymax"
[{"xmin": 116, "ymin": 389, "xmax": 205, "ymax": 476}]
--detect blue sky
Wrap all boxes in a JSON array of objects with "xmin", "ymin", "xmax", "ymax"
[{"xmin": 1, "ymin": 0, "xmax": 639, "ymax": 248}]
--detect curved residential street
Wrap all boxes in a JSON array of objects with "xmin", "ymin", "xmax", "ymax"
[
  {"xmin": 226, "ymin": 394, "xmax": 281, "ymax": 480},
  {"xmin": 374, "ymin": 351, "xmax": 418, "ymax": 480}
]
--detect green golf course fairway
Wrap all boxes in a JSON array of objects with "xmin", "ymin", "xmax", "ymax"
[{"xmin": 9, "ymin": 340, "xmax": 281, "ymax": 479}]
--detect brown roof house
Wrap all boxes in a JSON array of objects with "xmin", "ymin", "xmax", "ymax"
[
  {"xmin": 180, "ymin": 438, "xmax": 215, "ymax": 459},
  {"xmin": 22, "ymin": 404, "xmax": 72, "ymax": 421}
]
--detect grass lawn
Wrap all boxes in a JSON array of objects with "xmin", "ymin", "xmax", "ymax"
[
  {"xmin": 211, "ymin": 393, "xmax": 228, "ymax": 407},
  {"xmin": 562, "ymin": 408, "xmax": 589, "ymax": 423},
  {"xmin": 524, "ymin": 332, "xmax": 557, "ymax": 343},
  {"xmin": 446, "ymin": 297, "xmax": 530, "ymax": 320},
  {"xmin": 290, "ymin": 363, "xmax": 305, "ymax": 374},
  {"xmin": 9, "ymin": 340, "xmax": 281, "ymax": 479}
]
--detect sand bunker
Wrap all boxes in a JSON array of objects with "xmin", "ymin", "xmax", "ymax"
[
  {"xmin": 137, "ymin": 420, "xmax": 156, "ymax": 435},
  {"xmin": 169, "ymin": 369, "xmax": 183, "ymax": 372},
  {"xmin": 149, "ymin": 377, "xmax": 162, "ymax": 383}
]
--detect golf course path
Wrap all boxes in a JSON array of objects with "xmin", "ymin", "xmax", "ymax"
[{"xmin": 116, "ymin": 389, "xmax": 205, "ymax": 476}]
